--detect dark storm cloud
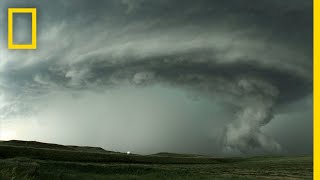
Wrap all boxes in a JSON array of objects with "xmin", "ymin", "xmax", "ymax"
[{"xmin": 0, "ymin": 0, "xmax": 313, "ymax": 155}]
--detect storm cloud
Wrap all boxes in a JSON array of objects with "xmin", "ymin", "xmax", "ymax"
[{"xmin": 0, "ymin": 0, "xmax": 313, "ymax": 155}]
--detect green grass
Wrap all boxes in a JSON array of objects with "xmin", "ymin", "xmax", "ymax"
[{"xmin": 0, "ymin": 140, "xmax": 313, "ymax": 180}]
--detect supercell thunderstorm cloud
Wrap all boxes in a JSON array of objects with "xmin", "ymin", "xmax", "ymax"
[{"xmin": 0, "ymin": 0, "xmax": 313, "ymax": 155}]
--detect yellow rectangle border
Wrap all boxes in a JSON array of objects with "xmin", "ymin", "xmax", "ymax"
[
  {"xmin": 8, "ymin": 8, "xmax": 37, "ymax": 50},
  {"xmin": 315, "ymin": 0, "xmax": 318, "ymax": 179}
]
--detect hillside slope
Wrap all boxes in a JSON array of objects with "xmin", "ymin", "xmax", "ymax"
[{"xmin": 0, "ymin": 140, "xmax": 313, "ymax": 180}]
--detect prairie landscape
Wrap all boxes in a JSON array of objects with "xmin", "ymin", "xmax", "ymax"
[
  {"xmin": 0, "ymin": 140, "xmax": 312, "ymax": 180},
  {"xmin": 0, "ymin": 1, "xmax": 313, "ymax": 180}
]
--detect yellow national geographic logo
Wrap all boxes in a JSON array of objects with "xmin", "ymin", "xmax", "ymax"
[{"xmin": 8, "ymin": 8, "xmax": 37, "ymax": 50}]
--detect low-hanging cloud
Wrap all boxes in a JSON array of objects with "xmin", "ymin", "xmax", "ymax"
[{"xmin": 0, "ymin": 0, "xmax": 313, "ymax": 155}]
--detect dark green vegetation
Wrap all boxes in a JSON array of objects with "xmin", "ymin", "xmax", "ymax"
[{"xmin": 0, "ymin": 140, "xmax": 312, "ymax": 180}]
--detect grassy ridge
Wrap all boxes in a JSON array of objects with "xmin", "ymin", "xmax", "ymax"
[
  {"xmin": 0, "ymin": 144, "xmax": 239, "ymax": 164},
  {"xmin": 0, "ymin": 140, "xmax": 313, "ymax": 180}
]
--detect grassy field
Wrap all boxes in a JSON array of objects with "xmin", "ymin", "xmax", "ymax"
[{"xmin": 0, "ymin": 140, "xmax": 313, "ymax": 179}]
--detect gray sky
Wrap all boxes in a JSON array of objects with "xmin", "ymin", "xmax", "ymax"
[{"xmin": 0, "ymin": 0, "xmax": 313, "ymax": 156}]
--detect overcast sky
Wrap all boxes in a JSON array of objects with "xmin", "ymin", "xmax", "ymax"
[{"xmin": 0, "ymin": 0, "xmax": 313, "ymax": 156}]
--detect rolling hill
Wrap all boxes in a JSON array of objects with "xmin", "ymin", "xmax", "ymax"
[{"xmin": 0, "ymin": 140, "xmax": 313, "ymax": 179}]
